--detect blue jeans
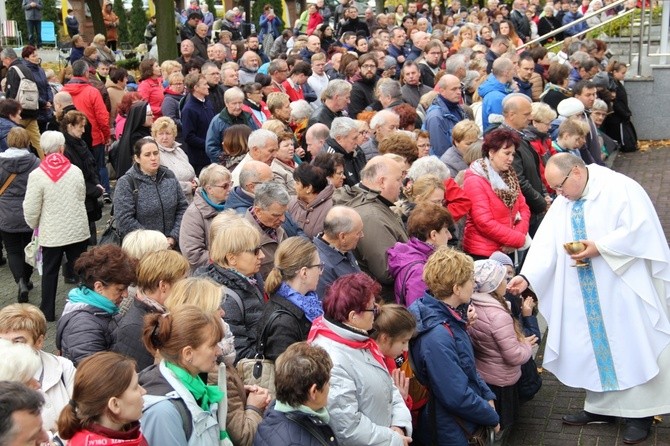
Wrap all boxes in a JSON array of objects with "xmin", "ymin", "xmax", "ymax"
[
  {"xmin": 26, "ymin": 20, "xmax": 41, "ymax": 47},
  {"xmin": 93, "ymin": 144, "xmax": 110, "ymax": 193}
]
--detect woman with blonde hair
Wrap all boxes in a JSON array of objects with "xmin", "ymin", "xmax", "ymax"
[
  {"xmin": 161, "ymin": 72, "xmax": 186, "ymax": 138},
  {"xmin": 152, "ymin": 117, "xmax": 197, "ymax": 202},
  {"xmin": 91, "ymin": 33, "xmax": 115, "ymax": 63},
  {"xmin": 57, "ymin": 352, "xmax": 147, "ymax": 445},
  {"xmin": 195, "ymin": 213, "xmax": 266, "ymax": 361},
  {"xmin": 409, "ymin": 247, "xmax": 500, "ymax": 445},
  {"xmin": 180, "ymin": 164, "xmax": 232, "ymax": 270},
  {"xmin": 111, "ymin": 250, "xmax": 189, "ymax": 370},
  {"xmin": 258, "ymin": 237, "xmax": 322, "ymax": 362},
  {"xmin": 121, "ymin": 229, "xmax": 169, "ymax": 260},
  {"xmin": 0, "ymin": 303, "xmax": 76, "ymax": 433}
]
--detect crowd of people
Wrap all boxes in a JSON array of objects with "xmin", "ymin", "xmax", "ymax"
[{"xmin": 0, "ymin": 0, "xmax": 668, "ymax": 445}]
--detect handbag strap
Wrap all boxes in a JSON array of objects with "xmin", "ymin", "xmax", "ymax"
[
  {"xmin": 257, "ymin": 308, "xmax": 298, "ymax": 357},
  {"xmin": 284, "ymin": 412, "xmax": 331, "ymax": 446},
  {"xmin": 0, "ymin": 173, "xmax": 17, "ymax": 196}
]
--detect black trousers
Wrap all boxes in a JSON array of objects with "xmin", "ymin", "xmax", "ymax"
[
  {"xmin": 0, "ymin": 230, "xmax": 33, "ymax": 283},
  {"xmin": 41, "ymin": 240, "xmax": 88, "ymax": 321}
]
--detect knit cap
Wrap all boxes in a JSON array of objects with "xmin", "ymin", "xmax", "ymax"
[{"xmin": 474, "ymin": 259, "xmax": 507, "ymax": 294}]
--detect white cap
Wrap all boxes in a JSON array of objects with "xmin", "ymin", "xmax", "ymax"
[{"xmin": 557, "ymin": 97, "xmax": 584, "ymax": 118}]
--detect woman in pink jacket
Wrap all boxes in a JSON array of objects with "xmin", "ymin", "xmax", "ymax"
[
  {"xmin": 468, "ymin": 259, "xmax": 537, "ymax": 441},
  {"xmin": 462, "ymin": 128, "xmax": 530, "ymax": 259}
]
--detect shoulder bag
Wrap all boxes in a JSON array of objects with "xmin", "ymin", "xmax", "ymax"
[{"xmin": 99, "ymin": 176, "xmax": 138, "ymax": 246}]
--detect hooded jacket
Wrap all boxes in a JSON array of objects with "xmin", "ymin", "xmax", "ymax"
[
  {"xmin": 478, "ymin": 73, "xmax": 512, "ymax": 130},
  {"xmin": 387, "ymin": 237, "xmax": 434, "ymax": 307},
  {"xmin": 0, "ymin": 148, "xmax": 40, "ymax": 232},
  {"xmin": 62, "ymin": 77, "xmax": 111, "ymax": 146},
  {"xmin": 467, "ymin": 292, "xmax": 533, "ymax": 386},
  {"xmin": 287, "ymin": 184, "xmax": 334, "ymax": 239},
  {"xmin": 0, "ymin": 117, "xmax": 18, "ymax": 152},
  {"xmin": 409, "ymin": 294, "xmax": 499, "ymax": 445},
  {"xmin": 180, "ymin": 188, "xmax": 220, "ymax": 270},
  {"xmin": 424, "ymin": 95, "xmax": 466, "ymax": 158}
]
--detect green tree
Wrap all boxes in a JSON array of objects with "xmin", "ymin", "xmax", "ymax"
[
  {"xmin": 128, "ymin": 0, "xmax": 147, "ymax": 46},
  {"xmin": 6, "ymin": 0, "xmax": 28, "ymax": 42},
  {"xmin": 251, "ymin": 0, "xmax": 284, "ymax": 32},
  {"xmin": 205, "ymin": 0, "xmax": 216, "ymax": 19},
  {"xmin": 113, "ymin": 0, "xmax": 130, "ymax": 44},
  {"xmin": 156, "ymin": 0, "xmax": 177, "ymax": 62},
  {"xmin": 41, "ymin": 0, "xmax": 60, "ymax": 36}
]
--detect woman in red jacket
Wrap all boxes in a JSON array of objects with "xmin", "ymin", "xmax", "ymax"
[
  {"xmin": 137, "ymin": 58, "xmax": 164, "ymax": 119},
  {"xmin": 306, "ymin": 3, "xmax": 324, "ymax": 35},
  {"xmin": 462, "ymin": 128, "xmax": 530, "ymax": 260}
]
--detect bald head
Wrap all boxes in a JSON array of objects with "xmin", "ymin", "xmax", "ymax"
[
  {"xmin": 545, "ymin": 153, "xmax": 588, "ymax": 201},
  {"xmin": 502, "ymin": 93, "xmax": 532, "ymax": 130},
  {"xmin": 411, "ymin": 31, "xmax": 430, "ymax": 50},
  {"xmin": 322, "ymin": 206, "xmax": 364, "ymax": 250},
  {"xmin": 492, "ymin": 57, "xmax": 515, "ymax": 82},
  {"xmin": 239, "ymin": 160, "xmax": 273, "ymax": 193},
  {"xmin": 437, "ymin": 74, "xmax": 462, "ymax": 103},
  {"xmin": 306, "ymin": 123, "xmax": 330, "ymax": 157},
  {"xmin": 361, "ymin": 156, "xmax": 403, "ymax": 202}
]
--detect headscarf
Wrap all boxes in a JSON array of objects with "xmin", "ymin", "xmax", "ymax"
[{"xmin": 116, "ymin": 100, "xmax": 150, "ymax": 176}]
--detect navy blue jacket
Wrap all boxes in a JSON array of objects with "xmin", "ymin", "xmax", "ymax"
[
  {"xmin": 424, "ymin": 95, "xmax": 466, "ymax": 158},
  {"xmin": 313, "ymin": 234, "xmax": 360, "ymax": 298},
  {"xmin": 253, "ymin": 406, "xmax": 338, "ymax": 446},
  {"xmin": 409, "ymin": 293, "xmax": 499, "ymax": 446},
  {"xmin": 181, "ymin": 94, "xmax": 215, "ymax": 173},
  {"xmin": 224, "ymin": 186, "xmax": 305, "ymax": 238}
]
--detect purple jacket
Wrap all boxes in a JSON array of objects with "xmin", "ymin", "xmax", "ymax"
[{"xmin": 387, "ymin": 237, "xmax": 435, "ymax": 306}]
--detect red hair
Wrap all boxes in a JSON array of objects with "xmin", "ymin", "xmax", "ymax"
[
  {"xmin": 482, "ymin": 128, "xmax": 521, "ymax": 158},
  {"xmin": 323, "ymin": 273, "xmax": 381, "ymax": 322}
]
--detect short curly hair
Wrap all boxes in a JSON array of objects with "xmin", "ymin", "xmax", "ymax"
[
  {"xmin": 74, "ymin": 245, "xmax": 137, "ymax": 289},
  {"xmin": 275, "ymin": 342, "xmax": 332, "ymax": 407},
  {"xmin": 378, "ymin": 132, "xmax": 418, "ymax": 164},
  {"xmin": 323, "ymin": 273, "xmax": 381, "ymax": 322},
  {"xmin": 423, "ymin": 246, "xmax": 474, "ymax": 299}
]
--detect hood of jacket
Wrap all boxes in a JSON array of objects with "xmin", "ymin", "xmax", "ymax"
[
  {"xmin": 193, "ymin": 188, "xmax": 219, "ymax": 219},
  {"xmin": 61, "ymin": 77, "xmax": 92, "ymax": 96},
  {"xmin": 0, "ymin": 149, "xmax": 40, "ymax": 173},
  {"xmin": 409, "ymin": 292, "xmax": 465, "ymax": 336},
  {"xmin": 387, "ymin": 237, "xmax": 434, "ymax": 277},
  {"xmin": 477, "ymin": 73, "xmax": 511, "ymax": 98},
  {"xmin": 298, "ymin": 184, "xmax": 334, "ymax": 210},
  {"xmin": 225, "ymin": 186, "xmax": 253, "ymax": 211}
]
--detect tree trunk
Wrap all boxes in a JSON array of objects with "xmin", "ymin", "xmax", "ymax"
[
  {"xmin": 156, "ymin": 0, "xmax": 177, "ymax": 62},
  {"xmin": 86, "ymin": 0, "xmax": 106, "ymax": 35}
]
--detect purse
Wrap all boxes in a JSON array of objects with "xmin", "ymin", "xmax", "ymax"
[
  {"xmin": 236, "ymin": 308, "xmax": 295, "ymax": 396},
  {"xmin": 98, "ymin": 176, "xmax": 138, "ymax": 246},
  {"xmin": 24, "ymin": 228, "xmax": 40, "ymax": 269},
  {"xmin": 454, "ymin": 417, "xmax": 495, "ymax": 446}
]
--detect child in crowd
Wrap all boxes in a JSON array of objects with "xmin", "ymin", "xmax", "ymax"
[
  {"xmin": 371, "ymin": 304, "xmax": 418, "ymax": 415},
  {"xmin": 551, "ymin": 117, "xmax": 589, "ymax": 158}
]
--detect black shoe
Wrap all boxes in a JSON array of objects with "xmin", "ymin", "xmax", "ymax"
[
  {"xmin": 103, "ymin": 192, "xmax": 112, "ymax": 204},
  {"xmin": 623, "ymin": 417, "xmax": 653, "ymax": 444},
  {"xmin": 0, "ymin": 256, "xmax": 6, "ymax": 266},
  {"xmin": 63, "ymin": 276, "xmax": 78, "ymax": 284},
  {"xmin": 17, "ymin": 279, "xmax": 29, "ymax": 303},
  {"xmin": 562, "ymin": 411, "xmax": 616, "ymax": 426}
]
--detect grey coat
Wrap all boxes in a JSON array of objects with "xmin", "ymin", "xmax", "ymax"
[
  {"xmin": 179, "ymin": 188, "xmax": 219, "ymax": 271},
  {"xmin": 0, "ymin": 149, "xmax": 40, "ymax": 233},
  {"xmin": 23, "ymin": 0, "xmax": 43, "ymax": 20},
  {"xmin": 113, "ymin": 164, "xmax": 188, "ymax": 242},
  {"xmin": 440, "ymin": 146, "xmax": 469, "ymax": 178}
]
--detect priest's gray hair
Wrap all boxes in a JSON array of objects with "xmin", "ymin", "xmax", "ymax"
[
  {"xmin": 407, "ymin": 156, "xmax": 450, "ymax": 181},
  {"xmin": 40, "ymin": 131, "xmax": 66, "ymax": 155},
  {"xmin": 547, "ymin": 152, "xmax": 586, "ymax": 174}
]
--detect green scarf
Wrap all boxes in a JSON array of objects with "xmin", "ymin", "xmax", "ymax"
[
  {"xmin": 274, "ymin": 400, "xmax": 330, "ymax": 423},
  {"xmin": 164, "ymin": 362, "xmax": 223, "ymax": 411},
  {"xmin": 67, "ymin": 286, "xmax": 119, "ymax": 314}
]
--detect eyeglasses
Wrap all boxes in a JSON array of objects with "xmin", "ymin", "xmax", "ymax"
[
  {"xmin": 306, "ymin": 263, "xmax": 325, "ymax": 272},
  {"xmin": 212, "ymin": 182, "xmax": 231, "ymax": 190},
  {"xmin": 362, "ymin": 303, "xmax": 380, "ymax": 317},
  {"xmin": 245, "ymin": 246, "xmax": 263, "ymax": 256},
  {"xmin": 554, "ymin": 168, "xmax": 573, "ymax": 191}
]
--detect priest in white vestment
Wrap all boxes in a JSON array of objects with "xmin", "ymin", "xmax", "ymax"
[{"xmin": 508, "ymin": 153, "xmax": 670, "ymax": 445}]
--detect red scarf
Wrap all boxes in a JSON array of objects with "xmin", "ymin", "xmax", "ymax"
[
  {"xmin": 39, "ymin": 153, "xmax": 71, "ymax": 183},
  {"xmin": 308, "ymin": 316, "xmax": 388, "ymax": 372}
]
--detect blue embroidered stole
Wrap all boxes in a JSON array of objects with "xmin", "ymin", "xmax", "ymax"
[{"xmin": 571, "ymin": 199, "xmax": 619, "ymax": 391}]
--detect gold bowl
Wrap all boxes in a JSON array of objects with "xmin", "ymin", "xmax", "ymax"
[{"xmin": 563, "ymin": 242, "xmax": 589, "ymax": 267}]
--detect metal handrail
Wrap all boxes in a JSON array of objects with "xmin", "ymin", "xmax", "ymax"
[
  {"xmin": 544, "ymin": 9, "xmax": 636, "ymax": 50},
  {"xmin": 518, "ymin": 0, "xmax": 630, "ymax": 50}
]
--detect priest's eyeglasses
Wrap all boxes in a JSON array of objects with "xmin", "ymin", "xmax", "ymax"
[{"xmin": 554, "ymin": 168, "xmax": 573, "ymax": 192}]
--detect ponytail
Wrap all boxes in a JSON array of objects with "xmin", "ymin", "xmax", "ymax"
[
  {"xmin": 264, "ymin": 267, "xmax": 283, "ymax": 295},
  {"xmin": 56, "ymin": 401, "xmax": 84, "ymax": 440}
]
